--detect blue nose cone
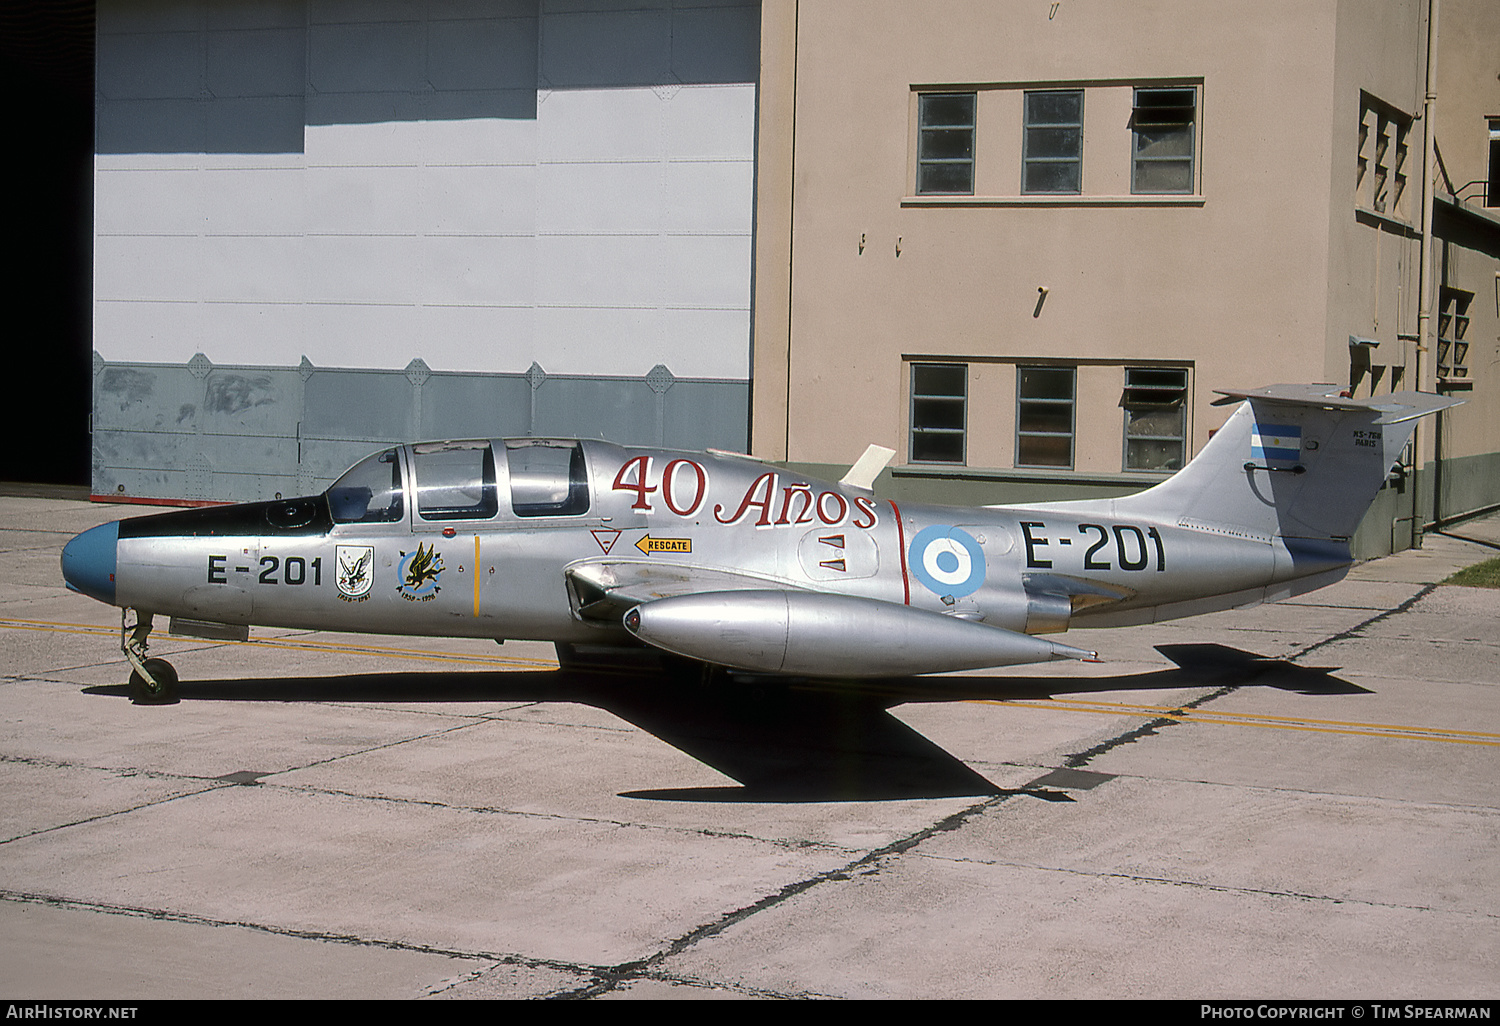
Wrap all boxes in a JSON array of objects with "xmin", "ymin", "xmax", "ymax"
[{"xmin": 61, "ymin": 521, "xmax": 120, "ymax": 605}]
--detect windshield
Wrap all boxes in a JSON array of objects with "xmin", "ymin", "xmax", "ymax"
[{"xmin": 327, "ymin": 448, "xmax": 405, "ymax": 524}]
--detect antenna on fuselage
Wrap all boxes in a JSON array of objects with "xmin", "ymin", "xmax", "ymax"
[{"xmin": 840, "ymin": 444, "xmax": 896, "ymax": 492}]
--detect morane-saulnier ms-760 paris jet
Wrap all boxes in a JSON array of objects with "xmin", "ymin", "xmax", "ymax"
[{"xmin": 61, "ymin": 383, "xmax": 1459, "ymax": 703}]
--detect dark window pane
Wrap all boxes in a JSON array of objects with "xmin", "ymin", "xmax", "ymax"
[
  {"xmin": 1018, "ymin": 404, "xmax": 1073, "ymax": 434},
  {"xmin": 1026, "ymin": 91, "xmax": 1081, "ymax": 125},
  {"xmin": 920, "ymin": 129, "xmax": 975, "ymax": 161},
  {"xmin": 1126, "ymin": 438, "xmax": 1184, "ymax": 472},
  {"xmin": 913, "ymin": 398, "xmax": 965, "ymax": 431},
  {"xmin": 913, "ymin": 363, "xmax": 966, "ymax": 397},
  {"xmin": 1126, "ymin": 367, "xmax": 1188, "ymax": 390},
  {"xmin": 1134, "ymin": 161, "xmax": 1192, "ymax": 193},
  {"xmin": 1019, "ymin": 367, "xmax": 1074, "ymax": 400},
  {"xmin": 1133, "ymin": 89, "xmax": 1195, "ymax": 125},
  {"xmin": 1134, "ymin": 126, "xmax": 1194, "ymax": 159},
  {"xmin": 1125, "ymin": 407, "xmax": 1185, "ymax": 438},
  {"xmin": 1027, "ymin": 127, "xmax": 1082, "ymax": 159},
  {"xmin": 920, "ymin": 93, "xmax": 975, "ymax": 128},
  {"xmin": 1024, "ymin": 160, "xmax": 1080, "ymax": 194},
  {"xmin": 1487, "ymin": 137, "xmax": 1499, "ymax": 208},
  {"xmin": 911, "ymin": 432, "xmax": 965, "ymax": 463},
  {"xmin": 917, "ymin": 162, "xmax": 974, "ymax": 194},
  {"xmin": 1018, "ymin": 434, "xmax": 1071, "ymax": 467}
]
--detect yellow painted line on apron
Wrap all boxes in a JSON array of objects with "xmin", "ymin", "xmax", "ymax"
[
  {"xmin": 978, "ymin": 696, "xmax": 1500, "ymax": 747},
  {"xmin": 1, "ymin": 617, "xmax": 557, "ymax": 671}
]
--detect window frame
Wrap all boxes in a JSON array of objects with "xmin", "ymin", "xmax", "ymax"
[
  {"xmin": 908, "ymin": 362, "xmax": 968, "ymax": 464},
  {"xmin": 915, "ymin": 92, "xmax": 978, "ymax": 196},
  {"xmin": 1120, "ymin": 367, "xmax": 1190, "ymax": 473},
  {"xmin": 1021, "ymin": 89, "xmax": 1084, "ymax": 195},
  {"xmin": 1487, "ymin": 118, "xmax": 1499, "ymax": 209},
  {"xmin": 1131, "ymin": 87, "xmax": 1197, "ymax": 195},
  {"xmin": 1015, "ymin": 365, "xmax": 1076, "ymax": 469}
]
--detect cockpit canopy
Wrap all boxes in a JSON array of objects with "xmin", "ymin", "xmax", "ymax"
[{"xmin": 326, "ymin": 439, "xmax": 590, "ymax": 525}]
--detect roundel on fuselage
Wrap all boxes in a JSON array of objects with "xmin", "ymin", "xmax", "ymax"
[{"xmin": 908, "ymin": 525, "xmax": 986, "ymax": 598}]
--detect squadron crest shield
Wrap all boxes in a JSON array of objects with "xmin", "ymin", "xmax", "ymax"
[{"xmin": 335, "ymin": 545, "xmax": 374, "ymax": 601}]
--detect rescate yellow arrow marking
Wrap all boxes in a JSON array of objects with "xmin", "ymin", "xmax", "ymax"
[{"xmin": 635, "ymin": 535, "xmax": 692, "ymax": 555}]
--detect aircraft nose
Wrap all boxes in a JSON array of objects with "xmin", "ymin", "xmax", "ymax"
[{"xmin": 61, "ymin": 521, "xmax": 120, "ymax": 605}]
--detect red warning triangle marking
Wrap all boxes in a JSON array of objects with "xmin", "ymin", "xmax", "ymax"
[{"xmin": 591, "ymin": 528, "xmax": 621, "ymax": 555}]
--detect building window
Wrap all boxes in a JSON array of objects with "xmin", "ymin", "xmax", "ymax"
[
  {"xmin": 1132, "ymin": 88, "xmax": 1196, "ymax": 194},
  {"xmin": 1437, "ymin": 287, "xmax": 1473, "ymax": 382},
  {"xmin": 1022, "ymin": 90, "xmax": 1083, "ymax": 194},
  {"xmin": 1121, "ymin": 368, "xmax": 1189, "ymax": 472},
  {"xmin": 1016, "ymin": 366, "xmax": 1075, "ymax": 468},
  {"xmin": 1357, "ymin": 96, "xmax": 1410, "ymax": 218},
  {"xmin": 1487, "ymin": 119, "xmax": 1499, "ymax": 208},
  {"xmin": 909, "ymin": 363, "xmax": 967, "ymax": 463},
  {"xmin": 916, "ymin": 93, "xmax": 977, "ymax": 195}
]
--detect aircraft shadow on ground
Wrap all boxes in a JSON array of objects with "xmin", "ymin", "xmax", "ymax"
[{"xmin": 83, "ymin": 643, "xmax": 1364, "ymax": 803}]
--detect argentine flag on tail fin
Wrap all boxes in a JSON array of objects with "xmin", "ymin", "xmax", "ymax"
[{"xmin": 1251, "ymin": 423, "xmax": 1302, "ymax": 462}]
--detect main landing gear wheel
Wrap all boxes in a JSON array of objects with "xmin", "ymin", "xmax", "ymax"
[{"xmin": 128, "ymin": 657, "xmax": 179, "ymax": 705}]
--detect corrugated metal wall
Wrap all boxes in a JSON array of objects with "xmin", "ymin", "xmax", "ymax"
[{"xmin": 92, "ymin": 353, "xmax": 749, "ymax": 502}]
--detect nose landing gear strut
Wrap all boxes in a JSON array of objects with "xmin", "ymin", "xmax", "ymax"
[{"xmin": 122, "ymin": 609, "xmax": 178, "ymax": 704}]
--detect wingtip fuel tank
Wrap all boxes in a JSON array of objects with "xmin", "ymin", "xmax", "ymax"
[{"xmin": 623, "ymin": 590, "xmax": 1096, "ymax": 677}]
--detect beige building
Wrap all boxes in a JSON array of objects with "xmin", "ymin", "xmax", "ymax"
[{"xmin": 750, "ymin": 0, "xmax": 1500, "ymax": 556}]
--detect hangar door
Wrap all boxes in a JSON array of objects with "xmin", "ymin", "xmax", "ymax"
[{"xmin": 93, "ymin": 0, "xmax": 759, "ymax": 502}]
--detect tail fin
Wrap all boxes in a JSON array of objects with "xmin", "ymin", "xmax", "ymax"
[{"xmin": 1111, "ymin": 385, "xmax": 1461, "ymax": 545}]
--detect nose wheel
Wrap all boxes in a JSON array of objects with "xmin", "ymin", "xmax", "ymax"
[{"xmin": 122, "ymin": 610, "xmax": 178, "ymax": 704}]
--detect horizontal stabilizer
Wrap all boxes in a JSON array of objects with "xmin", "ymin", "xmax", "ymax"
[{"xmin": 1212, "ymin": 384, "xmax": 1463, "ymax": 423}]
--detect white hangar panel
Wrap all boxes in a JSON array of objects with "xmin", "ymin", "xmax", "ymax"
[
  {"xmin": 94, "ymin": 300, "xmax": 309, "ymax": 368},
  {"xmin": 422, "ymin": 235, "xmax": 537, "ymax": 308},
  {"xmin": 662, "ymin": 83, "xmax": 758, "ymax": 159},
  {"xmin": 195, "ymin": 166, "xmax": 308, "ymax": 236},
  {"xmin": 426, "ymin": 16, "xmax": 539, "ymax": 92},
  {"xmin": 661, "ymin": 235, "xmax": 754, "ymax": 312},
  {"xmin": 303, "ymin": 235, "xmax": 425, "ymax": 306},
  {"xmin": 411, "ymin": 112, "xmax": 539, "ymax": 166},
  {"xmin": 94, "ymin": 166, "xmax": 206, "ymax": 236},
  {"xmin": 663, "ymin": 161, "xmax": 756, "ymax": 235},
  {"xmin": 534, "ymin": 87, "xmax": 667, "ymax": 163},
  {"xmin": 538, "ymin": 159, "xmax": 667, "ymax": 235},
  {"xmin": 204, "ymin": 27, "xmax": 306, "ymax": 97},
  {"xmin": 415, "ymin": 305, "xmax": 537, "ymax": 372},
  {"xmin": 422, "ymin": 162, "xmax": 537, "ymax": 235},
  {"xmin": 307, "ymin": 20, "xmax": 428, "ymax": 94},
  {"xmin": 538, "ymin": 6, "xmax": 674, "ymax": 87},
  {"xmin": 303, "ymin": 164, "xmax": 429, "ymax": 235}
]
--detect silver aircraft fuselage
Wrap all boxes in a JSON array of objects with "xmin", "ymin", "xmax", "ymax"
[{"xmin": 60, "ymin": 386, "xmax": 1460, "ymax": 689}]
